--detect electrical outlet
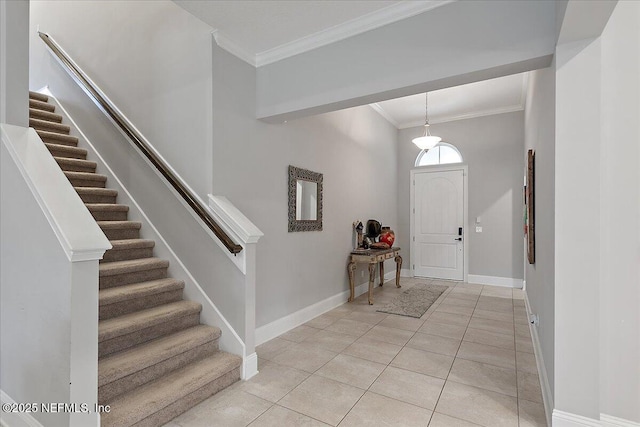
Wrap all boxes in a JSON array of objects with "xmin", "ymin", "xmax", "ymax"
[
  {"xmin": 360, "ymin": 271, "xmax": 364, "ymax": 279},
  {"xmin": 476, "ymin": 226, "xmax": 483, "ymax": 233}
]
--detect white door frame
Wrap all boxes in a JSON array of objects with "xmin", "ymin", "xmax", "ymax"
[{"xmin": 410, "ymin": 164, "xmax": 469, "ymax": 282}]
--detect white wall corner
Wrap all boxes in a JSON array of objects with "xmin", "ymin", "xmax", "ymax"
[
  {"xmin": 369, "ymin": 103, "xmax": 399, "ymax": 128},
  {"xmin": 0, "ymin": 390, "xmax": 44, "ymax": 427},
  {"xmin": 552, "ymin": 410, "xmax": 601, "ymax": 427},
  {"xmin": 600, "ymin": 414, "xmax": 640, "ymax": 427},
  {"xmin": 242, "ymin": 352, "xmax": 258, "ymax": 380},
  {"xmin": 400, "ymin": 268, "xmax": 412, "ymax": 278},
  {"xmin": 211, "ymin": 30, "xmax": 256, "ymax": 67},
  {"xmin": 467, "ymin": 274, "xmax": 524, "ymax": 288}
]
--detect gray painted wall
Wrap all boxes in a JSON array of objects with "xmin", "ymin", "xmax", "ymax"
[
  {"xmin": 397, "ymin": 112, "xmax": 525, "ymax": 281},
  {"xmin": 552, "ymin": 5, "xmax": 609, "ymax": 416},
  {"xmin": 598, "ymin": 1, "xmax": 639, "ymax": 421},
  {"xmin": 29, "ymin": 0, "xmax": 214, "ymax": 199},
  {"xmin": 1, "ymin": 143, "xmax": 72, "ymax": 427},
  {"xmin": 0, "ymin": 0, "xmax": 29, "ymax": 127},
  {"xmin": 524, "ymin": 66, "xmax": 555, "ymax": 402},
  {"xmin": 212, "ymin": 44, "xmax": 398, "ymax": 328}
]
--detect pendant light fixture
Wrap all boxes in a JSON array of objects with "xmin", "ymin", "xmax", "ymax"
[{"xmin": 412, "ymin": 92, "xmax": 441, "ymax": 150}]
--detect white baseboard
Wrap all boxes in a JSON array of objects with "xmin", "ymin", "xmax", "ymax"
[
  {"xmin": 552, "ymin": 411, "xmax": 640, "ymax": 427},
  {"xmin": 553, "ymin": 410, "xmax": 601, "ymax": 427},
  {"xmin": 242, "ymin": 352, "xmax": 258, "ymax": 380},
  {"xmin": 255, "ymin": 271, "xmax": 396, "ymax": 346},
  {"xmin": 400, "ymin": 268, "xmax": 412, "ymax": 278},
  {"xmin": 524, "ymin": 291, "xmax": 554, "ymax": 427},
  {"xmin": 601, "ymin": 414, "xmax": 640, "ymax": 427},
  {"xmin": 0, "ymin": 390, "xmax": 43, "ymax": 427},
  {"xmin": 468, "ymin": 274, "xmax": 523, "ymax": 288}
]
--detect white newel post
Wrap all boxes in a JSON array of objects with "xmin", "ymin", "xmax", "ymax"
[{"xmin": 208, "ymin": 195, "xmax": 263, "ymax": 380}]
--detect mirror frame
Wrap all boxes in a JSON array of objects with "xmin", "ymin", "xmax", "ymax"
[{"xmin": 288, "ymin": 165, "xmax": 323, "ymax": 232}]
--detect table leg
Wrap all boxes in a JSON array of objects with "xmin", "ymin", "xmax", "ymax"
[
  {"xmin": 368, "ymin": 263, "xmax": 376, "ymax": 305},
  {"xmin": 379, "ymin": 261, "xmax": 385, "ymax": 286},
  {"xmin": 395, "ymin": 255, "xmax": 403, "ymax": 288},
  {"xmin": 347, "ymin": 261, "xmax": 356, "ymax": 302}
]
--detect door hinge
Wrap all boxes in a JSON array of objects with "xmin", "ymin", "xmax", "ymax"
[
  {"xmin": 413, "ymin": 236, "xmax": 415, "ymax": 241},
  {"xmin": 413, "ymin": 180, "xmax": 415, "ymax": 185},
  {"xmin": 412, "ymin": 208, "xmax": 415, "ymax": 214},
  {"xmin": 413, "ymin": 264, "xmax": 415, "ymax": 270}
]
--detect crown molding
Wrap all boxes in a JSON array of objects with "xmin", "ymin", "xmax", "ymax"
[
  {"xmin": 211, "ymin": 30, "xmax": 256, "ymax": 67},
  {"xmin": 395, "ymin": 103, "xmax": 526, "ymax": 129},
  {"xmin": 370, "ymin": 103, "xmax": 400, "ymax": 128},
  {"xmin": 209, "ymin": 1, "xmax": 454, "ymax": 68}
]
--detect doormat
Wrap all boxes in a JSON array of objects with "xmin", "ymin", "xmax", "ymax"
[{"xmin": 376, "ymin": 283, "xmax": 449, "ymax": 318}]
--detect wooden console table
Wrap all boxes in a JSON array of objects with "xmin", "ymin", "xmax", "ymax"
[{"xmin": 348, "ymin": 247, "xmax": 402, "ymax": 305}]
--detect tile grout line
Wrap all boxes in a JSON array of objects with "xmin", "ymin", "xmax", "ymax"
[{"xmin": 426, "ymin": 283, "xmax": 484, "ymax": 426}]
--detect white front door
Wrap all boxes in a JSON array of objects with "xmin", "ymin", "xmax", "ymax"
[{"xmin": 413, "ymin": 169, "xmax": 465, "ymax": 280}]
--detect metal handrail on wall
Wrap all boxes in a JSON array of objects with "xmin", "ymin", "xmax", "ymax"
[{"xmin": 38, "ymin": 32, "xmax": 243, "ymax": 254}]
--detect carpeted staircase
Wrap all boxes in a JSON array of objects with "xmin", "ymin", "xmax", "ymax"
[{"xmin": 28, "ymin": 91, "xmax": 242, "ymax": 427}]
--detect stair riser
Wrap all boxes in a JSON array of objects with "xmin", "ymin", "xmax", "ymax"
[
  {"xmin": 91, "ymin": 210, "xmax": 128, "ymax": 221},
  {"xmin": 99, "ymin": 314, "xmax": 200, "ymax": 358},
  {"xmin": 29, "ymin": 120, "xmax": 70, "ymax": 134},
  {"xmin": 29, "ymin": 110, "xmax": 62, "ymax": 123},
  {"xmin": 99, "ymin": 289, "xmax": 184, "ymax": 320},
  {"xmin": 69, "ymin": 178, "xmax": 106, "ymax": 188},
  {"xmin": 127, "ymin": 367, "xmax": 241, "ymax": 427},
  {"xmin": 57, "ymin": 161, "xmax": 96, "ymax": 173},
  {"xmin": 39, "ymin": 135, "xmax": 78, "ymax": 147},
  {"xmin": 29, "ymin": 92, "xmax": 48, "ymax": 102},
  {"xmin": 98, "ymin": 340, "xmax": 217, "ymax": 405},
  {"xmin": 77, "ymin": 193, "xmax": 117, "ymax": 204},
  {"xmin": 29, "ymin": 99, "xmax": 55, "ymax": 112},
  {"xmin": 100, "ymin": 267, "xmax": 168, "ymax": 289},
  {"xmin": 47, "ymin": 146, "xmax": 87, "ymax": 160},
  {"xmin": 101, "ymin": 247, "xmax": 153, "ymax": 263},
  {"xmin": 101, "ymin": 228, "xmax": 140, "ymax": 240}
]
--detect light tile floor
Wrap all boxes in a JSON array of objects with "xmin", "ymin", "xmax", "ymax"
[{"xmin": 166, "ymin": 278, "xmax": 548, "ymax": 427}]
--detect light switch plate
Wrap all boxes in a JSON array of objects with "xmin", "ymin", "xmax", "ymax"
[{"xmin": 476, "ymin": 226, "xmax": 483, "ymax": 233}]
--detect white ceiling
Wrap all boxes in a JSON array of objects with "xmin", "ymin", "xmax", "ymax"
[
  {"xmin": 372, "ymin": 73, "xmax": 529, "ymax": 129},
  {"xmin": 172, "ymin": 0, "xmax": 452, "ymax": 66},
  {"xmin": 172, "ymin": 0, "xmax": 527, "ymax": 127}
]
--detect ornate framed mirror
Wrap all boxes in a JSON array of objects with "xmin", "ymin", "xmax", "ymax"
[{"xmin": 288, "ymin": 165, "xmax": 323, "ymax": 232}]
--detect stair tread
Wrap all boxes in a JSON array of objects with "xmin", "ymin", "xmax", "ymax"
[
  {"xmin": 99, "ymin": 278, "xmax": 184, "ymax": 306},
  {"xmin": 65, "ymin": 171, "xmax": 106, "ymax": 181},
  {"xmin": 99, "ymin": 300, "xmax": 202, "ymax": 342},
  {"xmin": 99, "ymin": 257, "xmax": 168, "ymax": 277},
  {"xmin": 97, "ymin": 220, "xmax": 142, "ymax": 230},
  {"xmin": 29, "ymin": 91, "xmax": 48, "ymax": 102},
  {"xmin": 47, "ymin": 143, "xmax": 87, "ymax": 155},
  {"xmin": 36, "ymin": 130, "xmax": 78, "ymax": 144},
  {"xmin": 29, "ymin": 118, "xmax": 70, "ymax": 133},
  {"xmin": 98, "ymin": 324, "xmax": 219, "ymax": 387},
  {"xmin": 29, "ymin": 108, "xmax": 62, "ymax": 123},
  {"xmin": 107, "ymin": 238, "xmax": 154, "ymax": 249},
  {"xmin": 54, "ymin": 156, "xmax": 97, "ymax": 168},
  {"xmin": 29, "ymin": 99, "xmax": 55, "ymax": 112},
  {"xmin": 75, "ymin": 187, "xmax": 118, "ymax": 195},
  {"xmin": 101, "ymin": 352, "xmax": 241, "ymax": 427}
]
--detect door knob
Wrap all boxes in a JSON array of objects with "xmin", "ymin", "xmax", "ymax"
[{"xmin": 455, "ymin": 237, "xmax": 462, "ymax": 241}]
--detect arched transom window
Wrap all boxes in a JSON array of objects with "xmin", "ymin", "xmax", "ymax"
[{"xmin": 415, "ymin": 142, "xmax": 463, "ymax": 167}]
